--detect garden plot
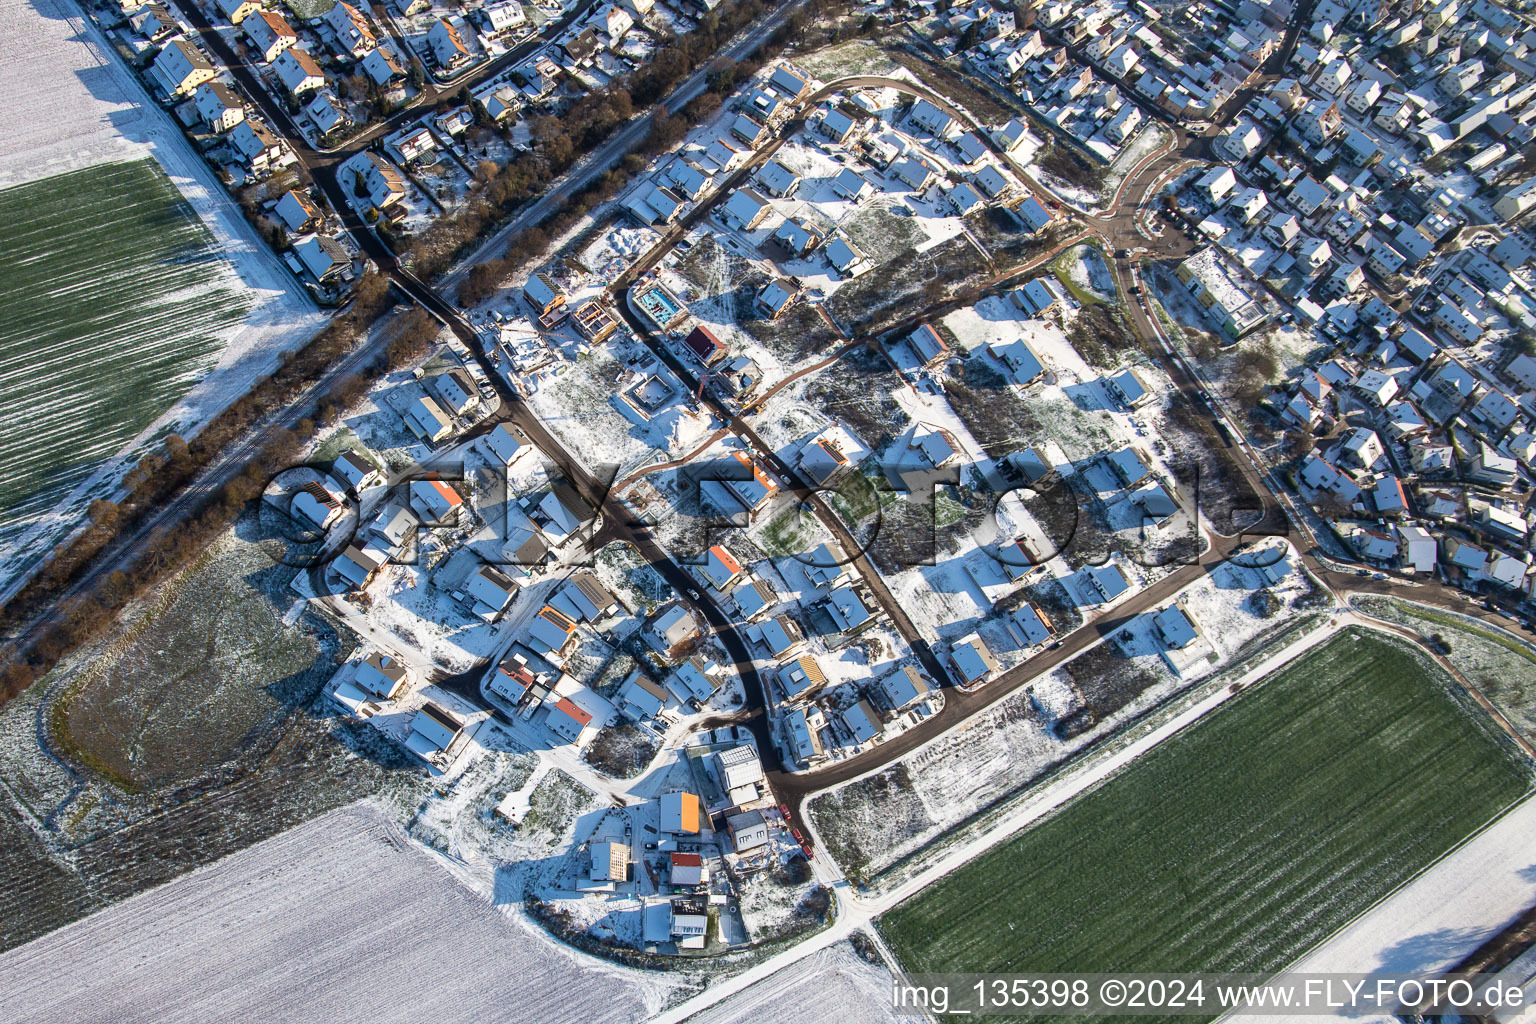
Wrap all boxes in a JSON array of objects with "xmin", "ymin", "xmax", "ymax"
[
  {"xmin": 877, "ymin": 630, "xmax": 1532, "ymax": 997},
  {"xmin": 811, "ymin": 551, "xmax": 1327, "ymax": 879},
  {"xmin": 827, "ymin": 234, "xmax": 992, "ymax": 338},
  {"xmin": 0, "ymin": 803, "xmax": 689, "ymax": 1024},
  {"xmin": 795, "ymin": 40, "xmax": 902, "ymax": 79},
  {"xmin": 573, "ymin": 223, "xmax": 658, "ymax": 286},
  {"xmin": 839, "ymin": 200, "xmax": 929, "ymax": 266}
]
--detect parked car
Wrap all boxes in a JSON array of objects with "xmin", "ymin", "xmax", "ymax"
[
  {"xmin": 800, "ymin": 844, "xmax": 815, "ymax": 860},
  {"xmin": 791, "ymin": 828, "xmax": 805, "ymax": 844}
]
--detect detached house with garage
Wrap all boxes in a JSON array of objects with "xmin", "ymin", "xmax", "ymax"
[
  {"xmin": 325, "ymin": 1, "xmax": 376, "ymax": 57},
  {"xmin": 339, "ymin": 150, "xmax": 406, "ymax": 211}
]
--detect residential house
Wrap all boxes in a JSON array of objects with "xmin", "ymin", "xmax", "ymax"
[
  {"xmin": 756, "ymin": 278, "xmax": 798, "ymax": 319},
  {"xmin": 700, "ymin": 545, "xmax": 743, "ymax": 591},
  {"xmin": 406, "ymin": 704, "xmax": 462, "ymax": 760},
  {"xmin": 906, "ymin": 323, "xmax": 950, "ymax": 367},
  {"xmin": 428, "ymin": 18, "xmax": 471, "ymax": 69},
  {"xmin": 659, "ymin": 791, "xmax": 700, "ymax": 835},
  {"xmin": 215, "ymin": 0, "xmax": 260, "ymax": 24},
  {"xmin": 292, "ymin": 480, "xmax": 342, "ymax": 530},
  {"xmin": 403, "ymin": 393, "xmax": 453, "ymax": 441},
  {"xmin": 719, "ymin": 188, "xmax": 771, "ymax": 230},
  {"xmin": 776, "ymin": 655, "xmax": 826, "ymax": 701},
  {"xmin": 543, "ymin": 696, "xmax": 593, "ymax": 745},
  {"xmin": 361, "ymin": 45, "xmax": 405, "ymax": 86},
  {"xmin": 273, "ymin": 188, "xmax": 320, "ymax": 232},
  {"xmin": 293, "ymin": 233, "xmax": 350, "ymax": 281},
  {"xmin": 193, "ymin": 81, "xmax": 245, "ymax": 133},
  {"xmin": 325, "ymin": 1, "xmax": 376, "ymax": 57},
  {"xmin": 878, "ymin": 666, "xmax": 930, "ymax": 711},
  {"xmin": 1153, "ymin": 603, "xmax": 1200, "ymax": 649},
  {"xmin": 355, "ymin": 651, "xmax": 408, "ymax": 699},
  {"xmin": 726, "ymin": 810, "xmax": 770, "ymax": 852},
  {"xmin": 948, "ymin": 633, "xmax": 1001, "ymax": 686},
  {"xmin": 245, "ymin": 10, "xmax": 297, "ymax": 62},
  {"xmin": 562, "ymin": 27, "xmax": 598, "ymax": 64},
  {"xmin": 409, "ymin": 479, "xmax": 463, "ymax": 524},
  {"xmin": 152, "ymin": 39, "xmax": 216, "ymax": 97},
  {"xmin": 528, "ymin": 604, "xmax": 580, "ymax": 660},
  {"xmin": 648, "ymin": 603, "xmax": 700, "ymax": 658},
  {"xmin": 840, "ymin": 700, "xmax": 882, "ymax": 745},
  {"xmin": 333, "ymin": 544, "xmax": 382, "ymax": 588},
  {"xmin": 272, "ymin": 48, "xmax": 325, "ymax": 97},
  {"xmin": 227, "ymin": 118, "xmax": 285, "ymax": 174},
  {"xmin": 615, "ymin": 671, "xmax": 669, "ymax": 721}
]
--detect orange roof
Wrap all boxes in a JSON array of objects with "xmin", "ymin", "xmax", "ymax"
[
  {"xmin": 428, "ymin": 480, "xmax": 462, "ymax": 506},
  {"xmin": 671, "ymin": 852, "xmax": 702, "ymax": 866},
  {"xmin": 816, "ymin": 439, "xmax": 848, "ymax": 465},
  {"xmin": 551, "ymin": 696, "xmax": 592, "ymax": 726},
  {"xmin": 672, "ymin": 791, "xmax": 700, "ymax": 833},
  {"xmin": 538, "ymin": 605, "xmax": 577, "ymax": 633},
  {"xmin": 708, "ymin": 545, "xmax": 741, "ymax": 574},
  {"xmin": 732, "ymin": 451, "xmax": 778, "ymax": 492},
  {"xmin": 258, "ymin": 9, "xmax": 294, "ymax": 34}
]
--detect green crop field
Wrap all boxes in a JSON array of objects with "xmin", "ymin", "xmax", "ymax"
[
  {"xmin": 879, "ymin": 629, "xmax": 1532, "ymax": 1006},
  {"xmin": 0, "ymin": 159, "xmax": 249, "ymax": 545}
]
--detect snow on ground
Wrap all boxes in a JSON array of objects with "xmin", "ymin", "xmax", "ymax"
[
  {"xmin": 682, "ymin": 939, "xmax": 901, "ymax": 1024},
  {"xmin": 0, "ymin": 0, "xmax": 148, "ymax": 186},
  {"xmin": 1286, "ymin": 793, "xmax": 1536, "ymax": 980},
  {"xmin": 1060, "ymin": 244, "xmax": 1116, "ymax": 301},
  {"xmin": 0, "ymin": 802, "xmax": 689, "ymax": 1024},
  {"xmin": 813, "ymin": 547, "xmax": 1324, "ymax": 876},
  {"xmin": 0, "ymin": 0, "xmax": 323, "ymax": 598},
  {"xmin": 526, "ymin": 336, "xmax": 693, "ymax": 476}
]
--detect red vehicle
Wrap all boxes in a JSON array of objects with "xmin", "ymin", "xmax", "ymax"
[
  {"xmin": 791, "ymin": 827, "xmax": 805, "ymax": 844},
  {"xmin": 800, "ymin": 843, "xmax": 815, "ymax": 860},
  {"xmin": 778, "ymin": 803, "xmax": 792, "ymax": 820}
]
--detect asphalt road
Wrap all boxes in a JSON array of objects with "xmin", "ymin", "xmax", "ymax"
[{"xmin": 17, "ymin": 3, "xmax": 1536, "ymax": 826}]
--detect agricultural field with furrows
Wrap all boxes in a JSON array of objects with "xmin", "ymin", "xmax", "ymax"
[
  {"xmin": 0, "ymin": 804, "xmax": 690, "ymax": 1023},
  {"xmin": 878, "ymin": 629, "xmax": 1532, "ymax": 1016},
  {"xmin": 1354, "ymin": 596, "xmax": 1536, "ymax": 747},
  {"xmin": 0, "ymin": 160, "xmax": 249, "ymax": 553}
]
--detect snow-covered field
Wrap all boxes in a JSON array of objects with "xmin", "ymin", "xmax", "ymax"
[
  {"xmin": 0, "ymin": 0, "xmax": 322, "ymax": 599},
  {"xmin": 0, "ymin": 0, "xmax": 148, "ymax": 187},
  {"xmin": 681, "ymin": 940, "xmax": 901, "ymax": 1024},
  {"xmin": 0, "ymin": 802, "xmax": 691, "ymax": 1024}
]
